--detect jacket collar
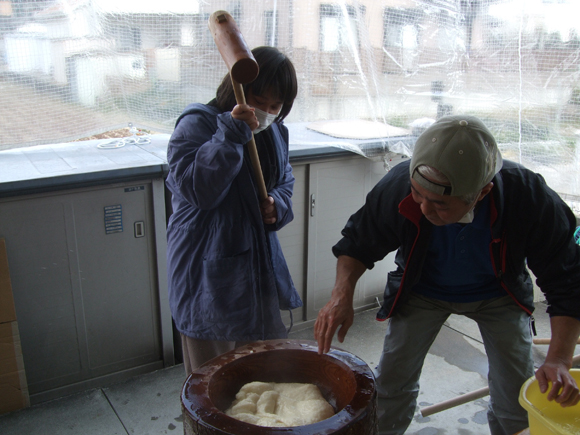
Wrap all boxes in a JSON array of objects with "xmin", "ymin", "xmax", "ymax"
[
  {"xmin": 265, "ymin": 123, "xmax": 285, "ymax": 184},
  {"xmin": 399, "ymin": 194, "xmax": 423, "ymax": 226}
]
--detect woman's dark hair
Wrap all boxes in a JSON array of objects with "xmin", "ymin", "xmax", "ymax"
[{"xmin": 215, "ymin": 46, "xmax": 298, "ymax": 122}]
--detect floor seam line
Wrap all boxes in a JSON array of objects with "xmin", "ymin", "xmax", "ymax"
[
  {"xmin": 443, "ymin": 324, "xmax": 485, "ymax": 345},
  {"xmin": 102, "ymin": 389, "xmax": 131, "ymax": 435}
]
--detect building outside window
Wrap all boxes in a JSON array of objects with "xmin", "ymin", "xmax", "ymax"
[
  {"xmin": 264, "ymin": 10, "xmax": 278, "ymax": 46},
  {"xmin": 382, "ymin": 7, "xmax": 422, "ymax": 72},
  {"xmin": 319, "ymin": 4, "xmax": 359, "ymax": 52},
  {"xmin": 115, "ymin": 25, "xmax": 141, "ymax": 51}
]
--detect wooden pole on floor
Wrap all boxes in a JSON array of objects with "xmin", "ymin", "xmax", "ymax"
[
  {"xmin": 420, "ymin": 386, "xmax": 490, "ymax": 417},
  {"xmin": 533, "ymin": 338, "xmax": 580, "ymax": 345},
  {"xmin": 419, "ymin": 353, "xmax": 580, "ymax": 417}
]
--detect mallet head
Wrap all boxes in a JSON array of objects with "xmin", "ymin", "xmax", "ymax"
[{"xmin": 209, "ymin": 11, "xmax": 259, "ymax": 84}]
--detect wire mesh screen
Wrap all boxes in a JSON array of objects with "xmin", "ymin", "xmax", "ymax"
[{"xmin": 1, "ymin": 0, "xmax": 580, "ymax": 195}]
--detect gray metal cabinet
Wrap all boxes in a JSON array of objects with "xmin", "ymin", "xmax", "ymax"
[
  {"xmin": 279, "ymin": 155, "xmax": 397, "ymax": 326},
  {"xmin": 0, "ymin": 179, "xmax": 172, "ymax": 403},
  {"xmin": 277, "ymin": 164, "xmax": 308, "ymax": 326}
]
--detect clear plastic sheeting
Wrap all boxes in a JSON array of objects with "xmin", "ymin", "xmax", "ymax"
[{"xmin": 1, "ymin": 0, "xmax": 580, "ymax": 195}]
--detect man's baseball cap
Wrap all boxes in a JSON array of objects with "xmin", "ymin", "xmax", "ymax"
[{"xmin": 409, "ymin": 115, "xmax": 503, "ymax": 196}]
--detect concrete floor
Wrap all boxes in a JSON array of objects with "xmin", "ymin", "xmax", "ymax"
[{"xmin": 1, "ymin": 301, "xmax": 578, "ymax": 435}]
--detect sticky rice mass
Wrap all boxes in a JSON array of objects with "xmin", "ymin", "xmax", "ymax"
[{"xmin": 225, "ymin": 381, "xmax": 335, "ymax": 427}]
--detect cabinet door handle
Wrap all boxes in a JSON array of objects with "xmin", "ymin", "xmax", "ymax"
[
  {"xmin": 134, "ymin": 221, "xmax": 145, "ymax": 238},
  {"xmin": 310, "ymin": 194, "xmax": 316, "ymax": 217}
]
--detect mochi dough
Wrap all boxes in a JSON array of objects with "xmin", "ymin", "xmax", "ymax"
[{"xmin": 225, "ymin": 381, "xmax": 335, "ymax": 427}]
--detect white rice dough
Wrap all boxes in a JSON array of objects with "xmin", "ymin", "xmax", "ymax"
[{"xmin": 225, "ymin": 381, "xmax": 335, "ymax": 427}]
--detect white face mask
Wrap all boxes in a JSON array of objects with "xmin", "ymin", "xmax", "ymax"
[{"xmin": 253, "ymin": 108, "xmax": 278, "ymax": 134}]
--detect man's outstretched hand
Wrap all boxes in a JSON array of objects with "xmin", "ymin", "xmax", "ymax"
[{"xmin": 314, "ymin": 296, "xmax": 354, "ymax": 354}]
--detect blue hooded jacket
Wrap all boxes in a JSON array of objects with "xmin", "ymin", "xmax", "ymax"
[{"xmin": 165, "ymin": 103, "xmax": 302, "ymax": 341}]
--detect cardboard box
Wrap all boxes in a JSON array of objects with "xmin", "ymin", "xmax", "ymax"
[
  {"xmin": 0, "ymin": 238, "xmax": 29, "ymax": 414},
  {"xmin": 0, "ymin": 321, "xmax": 29, "ymax": 414},
  {"xmin": 0, "ymin": 239, "xmax": 17, "ymax": 324}
]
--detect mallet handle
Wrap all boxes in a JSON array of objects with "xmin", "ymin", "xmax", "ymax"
[{"xmin": 231, "ymin": 79, "xmax": 268, "ymax": 201}]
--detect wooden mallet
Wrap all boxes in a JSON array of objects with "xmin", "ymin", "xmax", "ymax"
[{"xmin": 208, "ymin": 10, "xmax": 268, "ymax": 201}]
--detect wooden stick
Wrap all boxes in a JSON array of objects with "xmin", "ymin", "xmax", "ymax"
[
  {"xmin": 231, "ymin": 79, "xmax": 268, "ymax": 201},
  {"xmin": 420, "ymin": 386, "xmax": 490, "ymax": 417},
  {"xmin": 533, "ymin": 338, "xmax": 580, "ymax": 345},
  {"xmin": 420, "ymin": 354, "xmax": 579, "ymax": 417}
]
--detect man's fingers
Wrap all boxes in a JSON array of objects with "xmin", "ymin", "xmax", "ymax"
[
  {"xmin": 316, "ymin": 327, "xmax": 332, "ymax": 355},
  {"xmin": 547, "ymin": 380, "xmax": 563, "ymax": 401},
  {"xmin": 314, "ymin": 314, "xmax": 330, "ymax": 354},
  {"xmin": 313, "ymin": 316, "xmax": 321, "ymax": 337},
  {"xmin": 536, "ymin": 370, "xmax": 549, "ymax": 394},
  {"xmin": 558, "ymin": 390, "xmax": 578, "ymax": 407},
  {"xmin": 568, "ymin": 393, "xmax": 580, "ymax": 407},
  {"xmin": 314, "ymin": 309, "xmax": 339, "ymax": 354},
  {"xmin": 322, "ymin": 316, "xmax": 339, "ymax": 353},
  {"xmin": 535, "ymin": 365, "xmax": 580, "ymax": 408},
  {"xmin": 337, "ymin": 318, "xmax": 353, "ymax": 343},
  {"xmin": 554, "ymin": 379, "xmax": 580, "ymax": 406},
  {"xmin": 314, "ymin": 297, "xmax": 355, "ymax": 355}
]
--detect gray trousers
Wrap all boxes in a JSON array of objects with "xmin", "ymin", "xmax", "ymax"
[{"xmin": 375, "ymin": 293, "xmax": 533, "ymax": 435}]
